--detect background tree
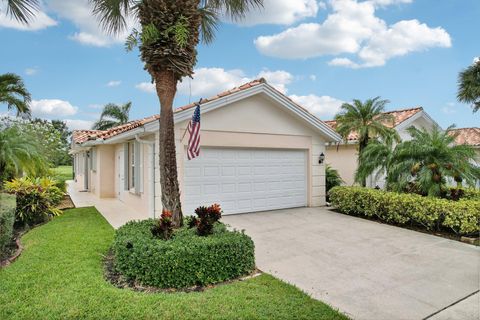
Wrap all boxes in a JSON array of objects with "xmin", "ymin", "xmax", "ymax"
[
  {"xmin": 387, "ymin": 126, "xmax": 480, "ymax": 196},
  {"xmin": 334, "ymin": 97, "xmax": 395, "ymax": 186},
  {"xmin": 355, "ymin": 131, "xmax": 400, "ymax": 187},
  {"xmin": 92, "ymin": 102, "xmax": 132, "ymax": 130},
  {"xmin": 326, "ymin": 165, "xmax": 343, "ymax": 195},
  {"xmin": 0, "ymin": 0, "xmax": 39, "ymax": 24},
  {"xmin": 457, "ymin": 59, "xmax": 480, "ymax": 113},
  {"xmin": 0, "ymin": 73, "xmax": 31, "ymax": 118},
  {"xmin": 90, "ymin": 0, "xmax": 263, "ymax": 226},
  {"xmin": 0, "ymin": 126, "xmax": 48, "ymax": 185}
]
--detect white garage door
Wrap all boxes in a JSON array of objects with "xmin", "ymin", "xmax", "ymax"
[{"xmin": 183, "ymin": 148, "xmax": 307, "ymax": 215}]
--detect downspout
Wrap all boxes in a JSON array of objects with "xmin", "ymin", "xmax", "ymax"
[{"xmin": 135, "ymin": 134, "xmax": 156, "ymax": 219}]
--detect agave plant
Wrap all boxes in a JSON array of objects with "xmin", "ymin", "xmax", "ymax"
[{"xmin": 89, "ymin": 0, "xmax": 263, "ymax": 226}]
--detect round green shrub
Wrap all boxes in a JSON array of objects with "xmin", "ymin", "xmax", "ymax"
[{"xmin": 112, "ymin": 219, "xmax": 255, "ymax": 289}]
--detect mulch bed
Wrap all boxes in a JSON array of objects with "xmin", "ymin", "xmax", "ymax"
[
  {"xmin": 103, "ymin": 249, "xmax": 262, "ymax": 294},
  {"xmin": 57, "ymin": 194, "xmax": 75, "ymax": 210},
  {"xmin": 327, "ymin": 207, "xmax": 479, "ymax": 245},
  {"xmin": 0, "ymin": 229, "xmax": 27, "ymax": 267}
]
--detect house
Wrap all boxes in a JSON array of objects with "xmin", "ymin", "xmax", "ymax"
[
  {"xmin": 324, "ymin": 107, "xmax": 439, "ymax": 187},
  {"xmin": 71, "ymin": 79, "xmax": 341, "ymax": 218},
  {"xmin": 448, "ymin": 127, "xmax": 480, "ymax": 187}
]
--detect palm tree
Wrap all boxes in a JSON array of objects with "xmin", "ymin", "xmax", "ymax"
[
  {"xmin": 355, "ymin": 131, "xmax": 400, "ymax": 187},
  {"xmin": 334, "ymin": 97, "xmax": 396, "ymax": 186},
  {"xmin": 0, "ymin": 73, "xmax": 32, "ymax": 117},
  {"xmin": 388, "ymin": 126, "xmax": 480, "ymax": 197},
  {"xmin": 90, "ymin": 0, "xmax": 263, "ymax": 226},
  {"xmin": 0, "ymin": 0, "xmax": 39, "ymax": 24},
  {"xmin": 92, "ymin": 102, "xmax": 132, "ymax": 130},
  {"xmin": 326, "ymin": 165, "xmax": 344, "ymax": 194},
  {"xmin": 457, "ymin": 60, "xmax": 480, "ymax": 113},
  {"xmin": 0, "ymin": 126, "xmax": 48, "ymax": 185}
]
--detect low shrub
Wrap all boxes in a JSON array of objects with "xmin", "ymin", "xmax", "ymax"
[
  {"xmin": 0, "ymin": 193, "xmax": 16, "ymax": 259},
  {"xmin": 329, "ymin": 186, "xmax": 480, "ymax": 235},
  {"xmin": 112, "ymin": 220, "xmax": 255, "ymax": 289},
  {"xmin": 4, "ymin": 177, "xmax": 63, "ymax": 226}
]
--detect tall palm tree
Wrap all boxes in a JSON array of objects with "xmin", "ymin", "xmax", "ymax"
[
  {"xmin": 457, "ymin": 60, "xmax": 480, "ymax": 113},
  {"xmin": 334, "ymin": 97, "xmax": 395, "ymax": 186},
  {"xmin": 0, "ymin": 73, "xmax": 31, "ymax": 117},
  {"xmin": 0, "ymin": 126, "xmax": 48, "ymax": 185},
  {"xmin": 355, "ymin": 131, "xmax": 400, "ymax": 187},
  {"xmin": 90, "ymin": 0, "xmax": 263, "ymax": 226},
  {"xmin": 388, "ymin": 126, "xmax": 480, "ymax": 196},
  {"xmin": 0, "ymin": 0, "xmax": 39, "ymax": 24},
  {"xmin": 92, "ymin": 102, "xmax": 132, "ymax": 130}
]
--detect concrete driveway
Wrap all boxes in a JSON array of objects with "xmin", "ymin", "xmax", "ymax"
[{"xmin": 223, "ymin": 208, "xmax": 480, "ymax": 320}]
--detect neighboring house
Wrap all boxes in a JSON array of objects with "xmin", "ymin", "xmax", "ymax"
[
  {"xmin": 71, "ymin": 79, "xmax": 341, "ymax": 218},
  {"xmin": 448, "ymin": 127, "xmax": 480, "ymax": 187},
  {"xmin": 325, "ymin": 107, "xmax": 439, "ymax": 187}
]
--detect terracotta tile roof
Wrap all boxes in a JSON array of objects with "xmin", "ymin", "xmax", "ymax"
[
  {"xmin": 325, "ymin": 107, "xmax": 423, "ymax": 141},
  {"xmin": 72, "ymin": 78, "xmax": 276, "ymax": 145},
  {"xmin": 448, "ymin": 127, "xmax": 480, "ymax": 146}
]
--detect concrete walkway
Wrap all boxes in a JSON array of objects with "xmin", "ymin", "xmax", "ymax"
[
  {"xmin": 67, "ymin": 181, "xmax": 149, "ymax": 229},
  {"xmin": 223, "ymin": 208, "xmax": 480, "ymax": 320}
]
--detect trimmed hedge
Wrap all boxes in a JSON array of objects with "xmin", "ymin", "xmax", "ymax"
[
  {"xmin": 112, "ymin": 219, "xmax": 255, "ymax": 289},
  {"xmin": 0, "ymin": 194, "xmax": 16, "ymax": 258},
  {"xmin": 329, "ymin": 187, "xmax": 480, "ymax": 235}
]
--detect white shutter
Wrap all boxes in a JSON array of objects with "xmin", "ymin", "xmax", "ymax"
[{"xmin": 123, "ymin": 143, "xmax": 129, "ymax": 190}]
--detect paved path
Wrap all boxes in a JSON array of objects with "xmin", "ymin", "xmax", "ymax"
[
  {"xmin": 223, "ymin": 208, "xmax": 480, "ymax": 320},
  {"xmin": 67, "ymin": 181, "xmax": 149, "ymax": 229}
]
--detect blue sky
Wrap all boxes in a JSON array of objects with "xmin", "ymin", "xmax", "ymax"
[{"xmin": 0, "ymin": 0, "xmax": 478, "ymax": 130}]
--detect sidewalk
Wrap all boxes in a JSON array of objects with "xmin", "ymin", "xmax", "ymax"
[{"xmin": 66, "ymin": 181, "xmax": 149, "ymax": 229}]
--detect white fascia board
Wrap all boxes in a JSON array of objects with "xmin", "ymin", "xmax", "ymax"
[{"xmin": 395, "ymin": 110, "xmax": 441, "ymax": 132}]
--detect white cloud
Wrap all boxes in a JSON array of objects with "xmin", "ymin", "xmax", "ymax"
[
  {"xmin": 88, "ymin": 104, "xmax": 103, "ymax": 109},
  {"xmin": 136, "ymin": 67, "xmax": 294, "ymax": 97},
  {"xmin": 47, "ymin": 0, "xmax": 135, "ymax": 47},
  {"xmin": 64, "ymin": 119, "xmax": 94, "ymax": 130},
  {"xmin": 25, "ymin": 67, "xmax": 39, "ymax": 76},
  {"xmin": 135, "ymin": 82, "xmax": 156, "ymax": 94},
  {"xmin": 31, "ymin": 99, "xmax": 78, "ymax": 118},
  {"xmin": 0, "ymin": 3, "xmax": 57, "ymax": 31},
  {"xmin": 473, "ymin": 57, "xmax": 479, "ymax": 64},
  {"xmin": 289, "ymin": 94, "xmax": 345, "ymax": 118},
  {"xmin": 442, "ymin": 102, "xmax": 456, "ymax": 115},
  {"xmin": 309, "ymin": 74, "xmax": 317, "ymax": 81},
  {"xmin": 107, "ymin": 80, "xmax": 121, "ymax": 87},
  {"xmin": 231, "ymin": 0, "xmax": 320, "ymax": 26},
  {"xmin": 255, "ymin": 0, "xmax": 451, "ymax": 67}
]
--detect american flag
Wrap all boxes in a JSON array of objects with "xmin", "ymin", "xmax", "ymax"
[{"xmin": 187, "ymin": 104, "xmax": 201, "ymax": 160}]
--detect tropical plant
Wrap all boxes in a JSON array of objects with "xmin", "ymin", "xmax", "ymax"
[
  {"xmin": 4, "ymin": 176, "xmax": 63, "ymax": 226},
  {"xmin": 0, "ymin": 73, "xmax": 31, "ymax": 117},
  {"xmin": 388, "ymin": 126, "xmax": 480, "ymax": 196},
  {"xmin": 334, "ymin": 97, "xmax": 396, "ymax": 186},
  {"xmin": 188, "ymin": 203, "xmax": 222, "ymax": 236},
  {"xmin": 326, "ymin": 165, "xmax": 343, "ymax": 193},
  {"xmin": 355, "ymin": 131, "xmax": 400, "ymax": 187},
  {"xmin": 151, "ymin": 209, "xmax": 173, "ymax": 240},
  {"xmin": 92, "ymin": 102, "xmax": 132, "ymax": 130},
  {"xmin": 90, "ymin": 0, "xmax": 263, "ymax": 227},
  {"xmin": 0, "ymin": 126, "xmax": 48, "ymax": 184},
  {"xmin": 0, "ymin": 0, "xmax": 39, "ymax": 24},
  {"xmin": 457, "ymin": 59, "xmax": 480, "ymax": 113}
]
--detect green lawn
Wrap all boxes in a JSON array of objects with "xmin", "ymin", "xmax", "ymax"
[
  {"xmin": 51, "ymin": 165, "xmax": 73, "ymax": 182},
  {"xmin": 0, "ymin": 207, "xmax": 347, "ymax": 320}
]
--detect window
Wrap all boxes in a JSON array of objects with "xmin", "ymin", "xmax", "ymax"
[
  {"xmin": 129, "ymin": 141, "xmax": 135, "ymax": 189},
  {"xmin": 124, "ymin": 141, "xmax": 143, "ymax": 194}
]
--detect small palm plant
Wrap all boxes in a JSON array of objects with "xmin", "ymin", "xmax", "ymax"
[
  {"xmin": 334, "ymin": 97, "xmax": 396, "ymax": 186},
  {"xmin": 0, "ymin": 73, "xmax": 32, "ymax": 117},
  {"xmin": 92, "ymin": 102, "xmax": 132, "ymax": 130},
  {"xmin": 388, "ymin": 126, "xmax": 480, "ymax": 196},
  {"xmin": 326, "ymin": 165, "xmax": 344, "ymax": 193},
  {"xmin": 457, "ymin": 60, "xmax": 480, "ymax": 113}
]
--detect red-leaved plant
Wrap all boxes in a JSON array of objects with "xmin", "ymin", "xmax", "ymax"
[
  {"xmin": 189, "ymin": 203, "xmax": 222, "ymax": 236},
  {"xmin": 151, "ymin": 209, "xmax": 173, "ymax": 240}
]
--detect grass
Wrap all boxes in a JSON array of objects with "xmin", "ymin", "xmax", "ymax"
[
  {"xmin": 51, "ymin": 165, "xmax": 73, "ymax": 182},
  {"xmin": 0, "ymin": 207, "xmax": 348, "ymax": 320}
]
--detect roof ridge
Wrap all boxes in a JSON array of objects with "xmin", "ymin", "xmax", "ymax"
[{"xmin": 383, "ymin": 106, "xmax": 423, "ymax": 114}]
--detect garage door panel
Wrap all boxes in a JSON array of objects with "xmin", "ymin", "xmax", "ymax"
[{"xmin": 184, "ymin": 148, "xmax": 307, "ymax": 215}]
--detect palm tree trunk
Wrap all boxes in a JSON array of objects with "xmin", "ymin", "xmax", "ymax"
[
  {"xmin": 358, "ymin": 138, "xmax": 368, "ymax": 187},
  {"xmin": 154, "ymin": 68, "xmax": 183, "ymax": 227}
]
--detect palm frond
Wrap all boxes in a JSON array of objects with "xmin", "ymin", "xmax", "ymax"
[{"xmin": 4, "ymin": 0, "xmax": 39, "ymax": 24}]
